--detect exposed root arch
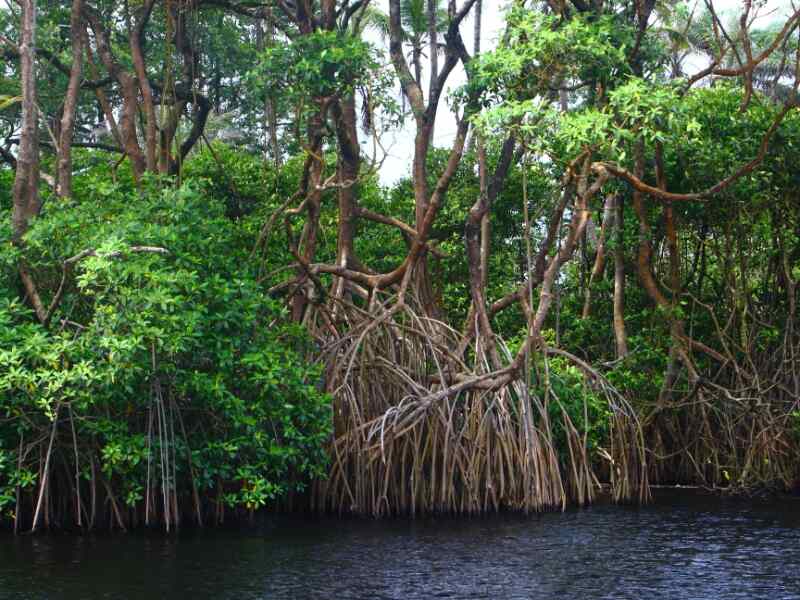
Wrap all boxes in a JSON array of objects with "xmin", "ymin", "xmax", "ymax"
[{"xmin": 309, "ymin": 300, "xmax": 649, "ymax": 516}]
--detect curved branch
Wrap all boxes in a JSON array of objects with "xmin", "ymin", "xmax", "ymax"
[{"xmin": 594, "ymin": 101, "xmax": 796, "ymax": 202}]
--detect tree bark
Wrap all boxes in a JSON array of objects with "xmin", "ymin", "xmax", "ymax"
[
  {"xmin": 84, "ymin": 6, "xmax": 146, "ymax": 179},
  {"xmin": 259, "ymin": 9, "xmax": 281, "ymax": 167},
  {"xmin": 331, "ymin": 95, "xmax": 361, "ymax": 307},
  {"xmin": 290, "ymin": 109, "xmax": 326, "ymax": 322},
  {"xmin": 428, "ymin": 0, "xmax": 440, "ymax": 140},
  {"xmin": 388, "ymin": 0, "xmax": 475, "ymax": 315},
  {"xmin": 83, "ymin": 26, "xmax": 122, "ymax": 147},
  {"xmin": 12, "ymin": 0, "xmax": 48, "ymax": 323},
  {"xmin": 12, "ymin": 0, "xmax": 40, "ymax": 244},
  {"xmin": 129, "ymin": 0, "xmax": 159, "ymax": 172},
  {"xmin": 581, "ymin": 194, "xmax": 614, "ymax": 319},
  {"xmin": 631, "ymin": 141, "xmax": 699, "ymax": 399},
  {"xmin": 56, "ymin": 0, "xmax": 84, "ymax": 199},
  {"xmin": 613, "ymin": 195, "xmax": 629, "ymax": 357},
  {"xmin": 428, "ymin": 0, "xmax": 439, "ymax": 86},
  {"xmin": 465, "ymin": 136, "xmax": 503, "ymax": 368},
  {"xmin": 169, "ymin": 6, "xmax": 210, "ymax": 173}
]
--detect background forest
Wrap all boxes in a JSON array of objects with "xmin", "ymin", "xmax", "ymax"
[{"xmin": 0, "ymin": 0, "xmax": 799, "ymax": 531}]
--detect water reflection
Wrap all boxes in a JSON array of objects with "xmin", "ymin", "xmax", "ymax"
[{"xmin": 1, "ymin": 490, "xmax": 799, "ymax": 599}]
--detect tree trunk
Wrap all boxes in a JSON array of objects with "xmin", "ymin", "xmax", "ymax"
[
  {"xmin": 428, "ymin": 0, "xmax": 439, "ymax": 140},
  {"xmin": 84, "ymin": 7, "xmax": 146, "ymax": 179},
  {"xmin": 411, "ymin": 121, "xmax": 439, "ymax": 315},
  {"xmin": 331, "ymin": 95, "xmax": 361, "ymax": 308},
  {"xmin": 56, "ymin": 0, "xmax": 84, "ymax": 199},
  {"xmin": 413, "ymin": 44, "xmax": 423, "ymax": 87},
  {"xmin": 465, "ymin": 137, "xmax": 502, "ymax": 368},
  {"xmin": 262, "ymin": 10, "xmax": 281, "ymax": 167},
  {"xmin": 169, "ymin": 6, "xmax": 210, "ymax": 174},
  {"xmin": 129, "ymin": 0, "xmax": 158, "ymax": 173},
  {"xmin": 290, "ymin": 110, "xmax": 326, "ymax": 322},
  {"xmin": 581, "ymin": 194, "xmax": 614, "ymax": 319},
  {"xmin": 631, "ymin": 142, "xmax": 699, "ymax": 400},
  {"xmin": 12, "ymin": 0, "xmax": 40, "ymax": 244},
  {"xmin": 613, "ymin": 195, "xmax": 629, "ymax": 357},
  {"xmin": 83, "ymin": 26, "xmax": 122, "ymax": 147},
  {"xmin": 388, "ymin": 0, "xmax": 473, "ymax": 317},
  {"xmin": 473, "ymin": 0, "xmax": 482, "ymax": 55},
  {"xmin": 13, "ymin": 0, "xmax": 48, "ymax": 323},
  {"xmin": 428, "ymin": 0, "xmax": 439, "ymax": 86}
]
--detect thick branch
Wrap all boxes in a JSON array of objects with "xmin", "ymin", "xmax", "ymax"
[{"xmin": 594, "ymin": 101, "xmax": 795, "ymax": 202}]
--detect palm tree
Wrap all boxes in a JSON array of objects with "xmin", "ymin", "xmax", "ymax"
[
  {"xmin": 653, "ymin": 2, "xmax": 717, "ymax": 79},
  {"xmin": 659, "ymin": 2, "xmax": 796, "ymax": 100},
  {"xmin": 746, "ymin": 23, "xmax": 798, "ymax": 102},
  {"xmin": 360, "ymin": 0, "xmax": 448, "ymax": 87}
]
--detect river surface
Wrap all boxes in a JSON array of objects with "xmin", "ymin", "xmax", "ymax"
[{"xmin": 1, "ymin": 490, "xmax": 799, "ymax": 599}]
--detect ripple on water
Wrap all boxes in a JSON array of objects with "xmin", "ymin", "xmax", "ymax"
[{"xmin": 1, "ymin": 491, "xmax": 799, "ymax": 600}]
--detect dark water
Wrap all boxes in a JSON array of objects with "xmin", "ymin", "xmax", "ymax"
[{"xmin": 1, "ymin": 490, "xmax": 799, "ymax": 599}]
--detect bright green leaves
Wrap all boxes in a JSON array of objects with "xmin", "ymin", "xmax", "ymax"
[
  {"xmin": 607, "ymin": 78, "xmax": 699, "ymax": 148},
  {"xmin": 554, "ymin": 108, "xmax": 615, "ymax": 157},
  {"xmin": 0, "ymin": 177, "xmax": 332, "ymax": 516},
  {"xmin": 0, "ymin": 167, "xmax": 12, "ymax": 213},
  {"xmin": 0, "ymin": 448, "xmax": 13, "ymax": 513},
  {"xmin": 466, "ymin": 7, "xmax": 672, "ymax": 167},
  {"xmin": 232, "ymin": 470, "xmax": 280, "ymax": 511},
  {"xmin": 248, "ymin": 30, "xmax": 400, "ymax": 136},
  {"xmin": 251, "ymin": 31, "xmax": 379, "ymax": 102},
  {"xmin": 466, "ymin": 8, "xmax": 635, "ymax": 107}
]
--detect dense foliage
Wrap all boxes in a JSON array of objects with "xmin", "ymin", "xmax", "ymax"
[
  {"xmin": 1, "ymin": 0, "xmax": 799, "ymax": 528},
  {"xmin": 0, "ymin": 166, "xmax": 331, "ymax": 528}
]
